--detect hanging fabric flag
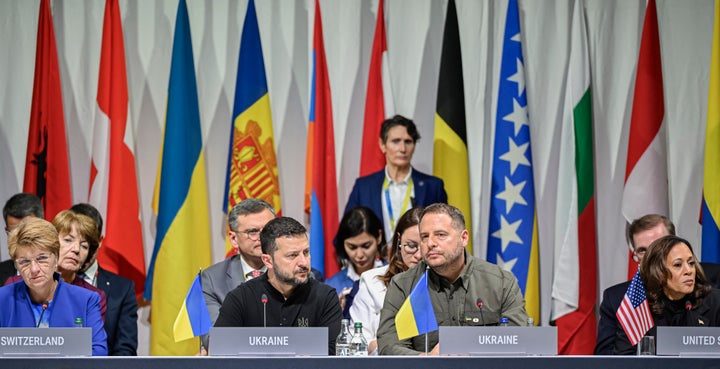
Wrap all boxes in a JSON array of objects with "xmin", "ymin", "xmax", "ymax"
[
  {"xmin": 621, "ymin": 0, "xmax": 668, "ymax": 278},
  {"xmin": 305, "ymin": 0, "xmax": 340, "ymax": 278},
  {"xmin": 144, "ymin": 0, "xmax": 212, "ymax": 355},
  {"xmin": 433, "ymin": 0, "xmax": 472, "ymax": 251},
  {"xmin": 23, "ymin": 0, "xmax": 72, "ymax": 221},
  {"xmin": 89, "ymin": 0, "xmax": 146, "ymax": 299},
  {"xmin": 222, "ymin": 0, "xmax": 281, "ymax": 257},
  {"xmin": 702, "ymin": 0, "xmax": 720, "ymax": 263},
  {"xmin": 360, "ymin": 0, "xmax": 394, "ymax": 176},
  {"xmin": 486, "ymin": 0, "xmax": 539, "ymax": 324},
  {"xmin": 551, "ymin": 0, "xmax": 597, "ymax": 354}
]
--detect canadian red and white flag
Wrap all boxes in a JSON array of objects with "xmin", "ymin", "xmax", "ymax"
[
  {"xmin": 89, "ymin": 0, "xmax": 146, "ymax": 298},
  {"xmin": 359, "ymin": 0, "xmax": 394, "ymax": 176},
  {"xmin": 622, "ymin": 0, "xmax": 668, "ymax": 279}
]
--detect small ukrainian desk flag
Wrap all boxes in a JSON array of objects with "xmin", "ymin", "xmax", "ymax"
[
  {"xmin": 173, "ymin": 274, "xmax": 211, "ymax": 342},
  {"xmin": 394, "ymin": 271, "xmax": 438, "ymax": 340}
]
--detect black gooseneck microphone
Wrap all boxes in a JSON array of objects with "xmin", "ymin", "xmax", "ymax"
[
  {"xmin": 476, "ymin": 298, "xmax": 485, "ymax": 326},
  {"xmin": 685, "ymin": 300, "xmax": 692, "ymax": 311},
  {"xmin": 261, "ymin": 294, "xmax": 268, "ymax": 328},
  {"xmin": 37, "ymin": 302, "xmax": 49, "ymax": 328}
]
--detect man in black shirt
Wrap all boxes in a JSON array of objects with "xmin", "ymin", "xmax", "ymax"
[{"xmin": 214, "ymin": 216, "xmax": 342, "ymax": 355}]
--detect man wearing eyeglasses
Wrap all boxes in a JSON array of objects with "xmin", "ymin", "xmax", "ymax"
[
  {"xmin": 594, "ymin": 214, "xmax": 673, "ymax": 355},
  {"xmin": 1, "ymin": 193, "xmax": 44, "ymax": 285}
]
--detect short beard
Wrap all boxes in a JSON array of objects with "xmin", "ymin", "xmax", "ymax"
[{"xmin": 274, "ymin": 265, "xmax": 310, "ymax": 287}]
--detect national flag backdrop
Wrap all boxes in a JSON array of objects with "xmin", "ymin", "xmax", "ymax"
[
  {"xmin": 621, "ymin": 0, "xmax": 668, "ymax": 278},
  {"xmin": 360, "ymin": 0, "xmax": 394, "ymax": 176},
  {"xmin": 394, "ymin": 271, "xmax": 438, "ymax": 341},
  {"xmin": 433, "ymin": 0, "xmax": 471, "ymax": 250},
  {"xmin": 616, "ymin": 271, "xmax": 654, "ymax": 346},
  {"xmin": 486, "ymin": 0, "xmax": 539, "ymax": 323},
  {"xmin": 89, "ymin": 0, "xmax": 146, "ymax": 299},
  {"xmin": 223, "ymin": 0, "xmax": 281, "ymax": 257},
  {"xmin": 551, "ymin": 0, "xmax": 597, "ymax": 355},
  {"xmin": 173, "ymin": 273, "xmax": 211, "ymax": 343},
  {"xmin": 702, "ymin": 0, "xmax": 720, "ymax": 263},
  {"xmin": 305, "ymin": 0, "xmax": 340, "ymax": 278},
  {"xmin": 144, "ymin": 0, "xmax": 212, "ymax": 355},
  {"xmin": 23, "ymin": 0, "xmax": 72, "ymax": 221}
]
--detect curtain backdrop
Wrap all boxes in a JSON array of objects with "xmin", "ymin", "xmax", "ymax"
[{"xmin": 0, "ymin": 0, "xmax": 713, "ymax": 354}]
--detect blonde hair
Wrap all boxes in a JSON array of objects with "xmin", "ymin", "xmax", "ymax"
[{"xmin": 9, "ymin": 217, "xmax": 60, "ymax": 259}]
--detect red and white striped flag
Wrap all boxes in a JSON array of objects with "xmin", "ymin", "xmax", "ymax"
[
  {"xmin": 616, "ymin": 271, "xmax": 655, "ymax": 345},
  {"xmin": 89, "ymin": 0, "xmax": 146, "ymax": 299},
  {"xmin": 622, "ymin": 0, "xmax": 668, "ymax": 278},
  {"xmin": 359, "ymin": 0, "xmax": 394, "ymax": 176}
]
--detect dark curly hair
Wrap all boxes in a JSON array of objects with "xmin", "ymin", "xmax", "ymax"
[
  {"xmin": 380, "ymin": 207, "xmax": 423, "ymax": 286},
  {"xmin": 640, "ymin": 235, "xmax": 711, "ymax": 315}
]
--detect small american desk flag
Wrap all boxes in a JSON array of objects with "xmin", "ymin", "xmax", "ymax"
[{"xmin": 616, "ymin": 271, "xmax": 654, "ymax": 345}]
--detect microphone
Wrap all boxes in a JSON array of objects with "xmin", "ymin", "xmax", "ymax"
[
  {"xmin": 261, "ymin": 293, "xmax": 268, "ymax": 328},
  {"xmin": 685, "ymin": 300, "xmax": 692, "ymax": 311},
  {"xmin": 37, "ymin": 302, "xmax": 49, "ymax": 328},
  {"xmin": 476, "ymin": 298, "xmax": 485, "ymax": 326}
]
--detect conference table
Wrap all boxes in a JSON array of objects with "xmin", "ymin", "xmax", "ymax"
[{"xmin": 2, "ymin": 355, "xmax": 718, "ymax": 369}]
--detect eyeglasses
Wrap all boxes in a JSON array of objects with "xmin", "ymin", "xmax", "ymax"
[
  {"xmin": 237, "ymin": 228, "xmax": 262, "ymax": 241},
  {"xmin": 400, "ymin": 242, "xmax": 419, "ymax": 254},
  {"xmin": 15, "ymin": 253, "xmax": 53, "ymax": 270}
]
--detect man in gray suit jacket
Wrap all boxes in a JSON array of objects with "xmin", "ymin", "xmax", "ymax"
[{"xmin": 201, "ymin": 199, "xmax": 277, "ymax": 323}]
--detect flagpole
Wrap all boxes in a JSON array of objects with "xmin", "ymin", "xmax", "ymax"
[
  {"xmin": 197, "ymin": 268, "xmax": 204, "ymax": 355},
  {"xmin": 424, "ymin": 266, "xmax": 429, "ymax": 355}
]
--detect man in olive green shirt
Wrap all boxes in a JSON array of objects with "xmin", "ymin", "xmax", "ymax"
[{"xmin": 377, "ymin": 203, "xmax": 528, "ymax": 355}]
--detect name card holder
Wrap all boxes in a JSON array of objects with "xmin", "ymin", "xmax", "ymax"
[
  {"xmin": 0, "ymin": 328, "xmax": 91, "ymax": 357},
  {"xmin": 439, "ymin": 326, "xmax": 557, "ymax": 356},
  {"xmin": 209, "ymin": 327, "xmax": 328, "ymax": 356},
  {"xmin": 656, "ymin": 326, "xmax": 720, "ymax": 356}
]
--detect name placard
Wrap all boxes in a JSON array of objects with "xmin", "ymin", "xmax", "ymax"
[
  {"xmin": 439, "ymin": 326, "xmax": 557, "ymax": 356},
  {"xmin": 0, "ymin": 328, "xmax": 91, "ymax": 357},
  {"xmin": 656, "ymin": 327, "xmax": 720, "ymax": 356},
  {"xmin": 209, "ymin": 327, "xmax": 328, "ymax": 356}
]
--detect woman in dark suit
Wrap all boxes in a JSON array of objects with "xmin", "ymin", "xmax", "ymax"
[
  {"xmin": 0, "ymin": 218, "xmax": 107, "ymax": 356},
  {"xmin": 614, "ymin": 235, "xmax": 720, "ymax": 354}
]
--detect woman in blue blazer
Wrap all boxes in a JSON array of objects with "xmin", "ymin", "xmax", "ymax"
[{"xmin": 0, "ymin": 218, "xmax": 107, "ymax": 356}]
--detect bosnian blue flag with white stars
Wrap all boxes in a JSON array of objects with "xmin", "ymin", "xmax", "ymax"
[{"xmin": 486, "ymin": 0, "xmax": 539, "ymax": 321}]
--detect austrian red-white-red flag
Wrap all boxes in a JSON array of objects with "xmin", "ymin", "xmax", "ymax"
[
  {"xmin": 622, "ymin": 0, "xmax": 668, "ymax": 279},
  {"xmin": 89, "ymin": 0, "xmax": 146, "ymax": 299},
  {"xmin": 359, "ymin": 0, "xmax": 394, "ymax": 176}
]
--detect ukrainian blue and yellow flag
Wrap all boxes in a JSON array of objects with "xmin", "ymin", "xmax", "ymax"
[
  {"xmin": 223, "ymin": 0, "xmax": 281, "ymax": 258},
  {"xmin": 486, "ymin": 0, "xmax": 539, "ymax": 321},
  {"xmin": 173, "ymin": 273, "xmax": 211, "ymax": 342},
  {"xmin": 144, "ymin": 0, "xmax": 212, "ymax": 355},
  {"xmin": 702, "ymin": 0, "xmax": 720, "ymax": 263},
  {"xmin": 394, "ymin": 271, "xmax": 438, "ymax": 340}
]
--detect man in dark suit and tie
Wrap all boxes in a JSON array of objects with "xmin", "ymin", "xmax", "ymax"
[
  {"xmin": 1, "ymin": 193, "xmax": 44, "ymax": 285},
  {"xmin": 344, "ymin": 115, "xmax": 447, "ymax": 244},
  {"xmin": 595, "ymin": 214, "xmax": 674, "ymax": 355},
  {"xmin": 70, "ymin": 203, "xmax": 138, "ymax": 356}
]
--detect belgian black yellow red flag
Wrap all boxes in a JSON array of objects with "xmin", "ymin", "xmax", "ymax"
[{"xmin": 433, "ymin": 0, "xmax": 471, "ymax": 250}]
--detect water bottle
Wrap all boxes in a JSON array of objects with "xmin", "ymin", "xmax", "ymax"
[
  {"xmin": 335, "ymin": 319, "xmax": 352, "ymax": 356},
  {"xmin": 350, "ymin": 322, "xmax": 368, "ymax": 356},
  {"xmin": 526, "ymin": 317, "xmax": 534, "ymax": 327},
  {"xmin": 74, "ymin": 317, "xmax": 83, "ymax": 328},
  {"xmin": 499, "ymin": 317, "xmax": 509, "ymax": 327}
]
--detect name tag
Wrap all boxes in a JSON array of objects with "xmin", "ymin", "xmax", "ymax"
[
  {"xmin": 0, "ymin": 328, "xmax": 91, "ymax": 357},
  {"xmin": 209, "ymin": 327, "xmax": 328, "ymax": 356},
  {"xmin": 439, "ymin": 326, "xmax": 557, "ymax": 356},
  {"xmin": 657, "ymin": 327, "xmax": 720, "ymax": 356}
]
